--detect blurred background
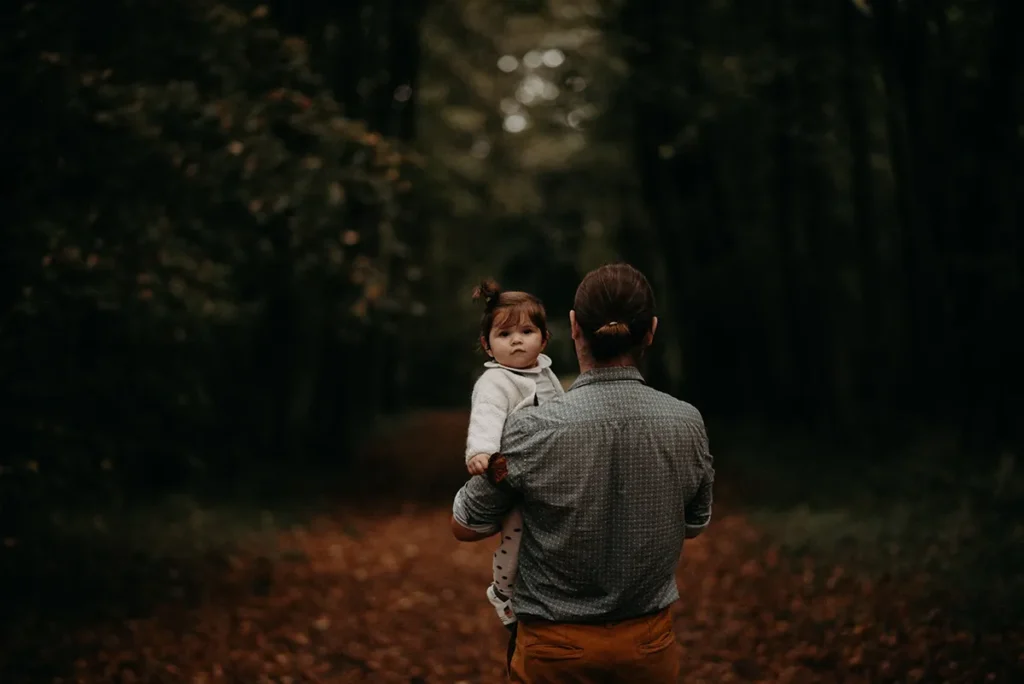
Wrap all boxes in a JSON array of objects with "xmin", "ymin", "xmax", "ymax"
[{"xmin": 2, "ymin": 0, "xmax": 1021, "ymax": 682}]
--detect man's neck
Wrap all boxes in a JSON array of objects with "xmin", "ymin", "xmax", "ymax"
[{"xmin": 577, "ymin": 356, "xmax": 636, "ymax": 374}]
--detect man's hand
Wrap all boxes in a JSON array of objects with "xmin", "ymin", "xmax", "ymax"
[{"xmin": 467, "ymin": 453, "xmax": 490, "ymax": 475}]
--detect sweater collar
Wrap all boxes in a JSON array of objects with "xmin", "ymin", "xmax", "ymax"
[{"xmin": 483, "ymin": 353, "xmax": 553, "ymax": 375}]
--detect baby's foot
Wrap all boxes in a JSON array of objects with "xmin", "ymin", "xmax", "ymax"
[{"xmin": 486, "ymin": 584, "xmax": 517, "ymax": 626}]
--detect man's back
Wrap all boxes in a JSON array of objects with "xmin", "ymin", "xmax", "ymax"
[
  {"xmin": 450, "ymin": 262, "xmax": 712, "ymax": 680},
  {"xmin": 498, "ymin": 366, "xmax": 714, "ymax": 623}
]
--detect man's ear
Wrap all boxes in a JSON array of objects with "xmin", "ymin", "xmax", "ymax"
[
  {"xmin": 644, "ymin": 316, "xmax": 658, "ymax": 346},
  {"xmin": 569, "ymin": 310, "xmax": 580, "ymax": 341}
]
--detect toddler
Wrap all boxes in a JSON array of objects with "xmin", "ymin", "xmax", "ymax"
[{"xmin": 465, "ymin": 279, "xmax": 563, "ymax": 628}]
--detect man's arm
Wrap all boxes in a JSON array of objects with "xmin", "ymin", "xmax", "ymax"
[
  {"xmin": 685, "ymin": 477, "xmax": 713, "ymax": 539},
  {"xmin": 450, "ymin": 469, "xmax": 517, "ymax": 542},
  {"xmin": 684, "ymin": 422, "xmax": 715, "ymax": 539},
  {"xmin": 450, "ymin": 514, "xmax": 496, "ymax": 542},
  {"xmin": 450, "ymin": 410, "xmax": 540, "ymax": 542}
]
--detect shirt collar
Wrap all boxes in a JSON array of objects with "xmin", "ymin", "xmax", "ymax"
[
  {"xmin": 484, "ymin": 353, "xmax": 553, "ymax": 374},
  {"xmin": 568, "ymin": 365, "xmax": 646, "ymax": 390}
]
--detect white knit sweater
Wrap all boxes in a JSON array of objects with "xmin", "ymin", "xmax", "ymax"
[{"xmin": 464, "ymin": 354, "xmax": 564, "ymax": 461}]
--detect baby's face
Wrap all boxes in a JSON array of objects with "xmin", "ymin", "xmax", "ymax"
[{"xmin": 485, "ymin": 315, "xmax": 546, "ymax": 369}]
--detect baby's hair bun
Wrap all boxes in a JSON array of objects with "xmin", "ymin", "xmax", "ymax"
[
  {"xmin": 594, "ymin": 321, "xmax": 630, "ymax": 337},
  {"xmin": 472, "ymin": 278, "xmax": 502, "ymax": 309}
]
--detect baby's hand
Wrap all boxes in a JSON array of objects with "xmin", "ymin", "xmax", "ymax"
[{"xmin": 467, "ymin": 453, "xmax": 490, "ymax": 475}]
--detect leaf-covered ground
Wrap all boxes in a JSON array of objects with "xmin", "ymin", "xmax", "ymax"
[{"xmin": 2, "ymin": 412, "xmax": 1022, "ymax": 683}]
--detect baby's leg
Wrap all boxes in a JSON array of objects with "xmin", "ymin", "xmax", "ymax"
[{"xmin": 492, "ymin": 507, "xmax": 523, "ymax": 598}]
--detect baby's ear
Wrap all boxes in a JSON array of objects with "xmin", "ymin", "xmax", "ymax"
[{"xmin": 480, "ymin": 335, "xmax": 493, "ymax": 355}]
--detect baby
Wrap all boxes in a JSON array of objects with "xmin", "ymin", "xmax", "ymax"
[{"xmin": 465, "ymin": 279, "xmax": 564, "ymax": 628}]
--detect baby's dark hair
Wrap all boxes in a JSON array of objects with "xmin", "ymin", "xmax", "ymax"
[{"xmin": 472, "ymin": 279, "xmax": 549, "ymax": 349}]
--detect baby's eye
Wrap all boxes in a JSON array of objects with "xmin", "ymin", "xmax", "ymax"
[{"xmin": 497, "ymin": 330, "xmax": 511, "ymax": 337}]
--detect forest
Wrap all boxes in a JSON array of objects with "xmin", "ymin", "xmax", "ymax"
[{"xmin": 2, "ymin": 0, "xmax": 1021, "ymax": 681}]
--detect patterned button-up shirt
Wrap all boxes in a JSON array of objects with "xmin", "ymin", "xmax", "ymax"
[{"xmin": 452, "ymin": 366, "xmax": 714, "ymax": 623}]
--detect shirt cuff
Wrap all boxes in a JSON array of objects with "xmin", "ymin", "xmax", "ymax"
[
  {"xmin": 684, "ymin": 519, "xmax": 709, "ymax": 539},
  {"xmin": 452, "ymin": 488, "xmax": 501, "ymax": 534}
]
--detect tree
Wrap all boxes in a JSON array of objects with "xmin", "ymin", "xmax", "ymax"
[
  {"xmin": 605, "ymin": 0, "xmax": 1022, "ymax": 446},
  {"xmin": 2, "ymin": 0, "xmax": 424, "ymax": 516}
]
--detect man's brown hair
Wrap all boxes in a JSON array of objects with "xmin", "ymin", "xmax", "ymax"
[{"xmin": 573, "ymin": 263, "xmax": 655, "ymax": 361}]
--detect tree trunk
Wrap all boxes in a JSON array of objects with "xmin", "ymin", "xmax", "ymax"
[
  {"xmin": 872, "ymin": 0, "xmax": 926, "ymax": 413},
  {"xmin": 961, "ymin": 0, "xmax": 1022, "ymax": 451},
  {"xmin": 770, "ymin": 0, "xmax": 816, "ymax": 422},
  {"xmin": 841, "ymin": 0, "xmax": 882, "ymax": 433}
]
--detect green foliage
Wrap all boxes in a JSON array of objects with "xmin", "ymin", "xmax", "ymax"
[
  {"xmin": 415, "ymin": 0, "xmax": 623, "ymax": 374},
  {"xmin": 3, "ymin": 1, "xmax": 424, "ymax": 517},
  {"xmin": 13, "ymin": 1, "xmax": 420, "ymax": 328},
  {"xmin": 4, "ymin": 0, "xmax": 1019, "ymax": 528}
]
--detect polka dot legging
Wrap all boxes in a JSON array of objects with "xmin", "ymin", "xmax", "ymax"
[{"xmin": 492, "ymin": 507, "xmax": 523, "ymax": 598}]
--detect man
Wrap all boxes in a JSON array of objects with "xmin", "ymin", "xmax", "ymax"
[{"xmin": 451, "ymin": 263, "xmax": 715, "ymax": 682}]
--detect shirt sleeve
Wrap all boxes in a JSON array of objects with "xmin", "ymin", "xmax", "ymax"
[
  {"xmin": 451, "ymin": 409, "xmax": 544, "ymax": 532},
  {"xmin": 500, "ymin": 410, "xmax": 547, "ymax": 491},
  {"xmin": 452, "ymin": 474, "xmax": 516, "ymax": 534},
  {"xmin": 684, "ymin": 419, "xmax": 715, "ymax": 538}
]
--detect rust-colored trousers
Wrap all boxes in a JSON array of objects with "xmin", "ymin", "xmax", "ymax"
[{"xmin": 508, "ymin": 608, "xmax": 680, "ymax": 683}]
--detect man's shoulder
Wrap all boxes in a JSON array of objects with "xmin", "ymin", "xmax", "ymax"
[
  {"xmin": 528, "ymin": 382, "xmax": 704, "ymax": 421},
  {"xmin": 637, "ymin": 385, "xmax": 706, "ymax": 426},
  {"xmin": 500, "ymin": 393, "xmax": 569, "ymax": 442}
]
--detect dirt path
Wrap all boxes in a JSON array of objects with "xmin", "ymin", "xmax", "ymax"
[{"xmin": 2, "ymin": 412, "xmax": 1021, "ymax": 683}]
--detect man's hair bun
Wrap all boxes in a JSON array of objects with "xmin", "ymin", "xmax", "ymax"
[{"xmin": 594, "ymin": 321, "xmax": 630, "ymax": 337}]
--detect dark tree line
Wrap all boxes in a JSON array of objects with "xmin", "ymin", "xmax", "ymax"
[
  {"xmin": 269, "ymin": 0, "xmax": 427, "ymax": 142},
  {"xmin": 2, "ymin": 0, "xmax": 430, "ymax": 525},
  {"xmin": 2, "ymin": 0, "xmax": 1019, "ymax": 535},
  {"xmin": 612, "ymin": 0, "xmax": 1021, "ymax": 450}
]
